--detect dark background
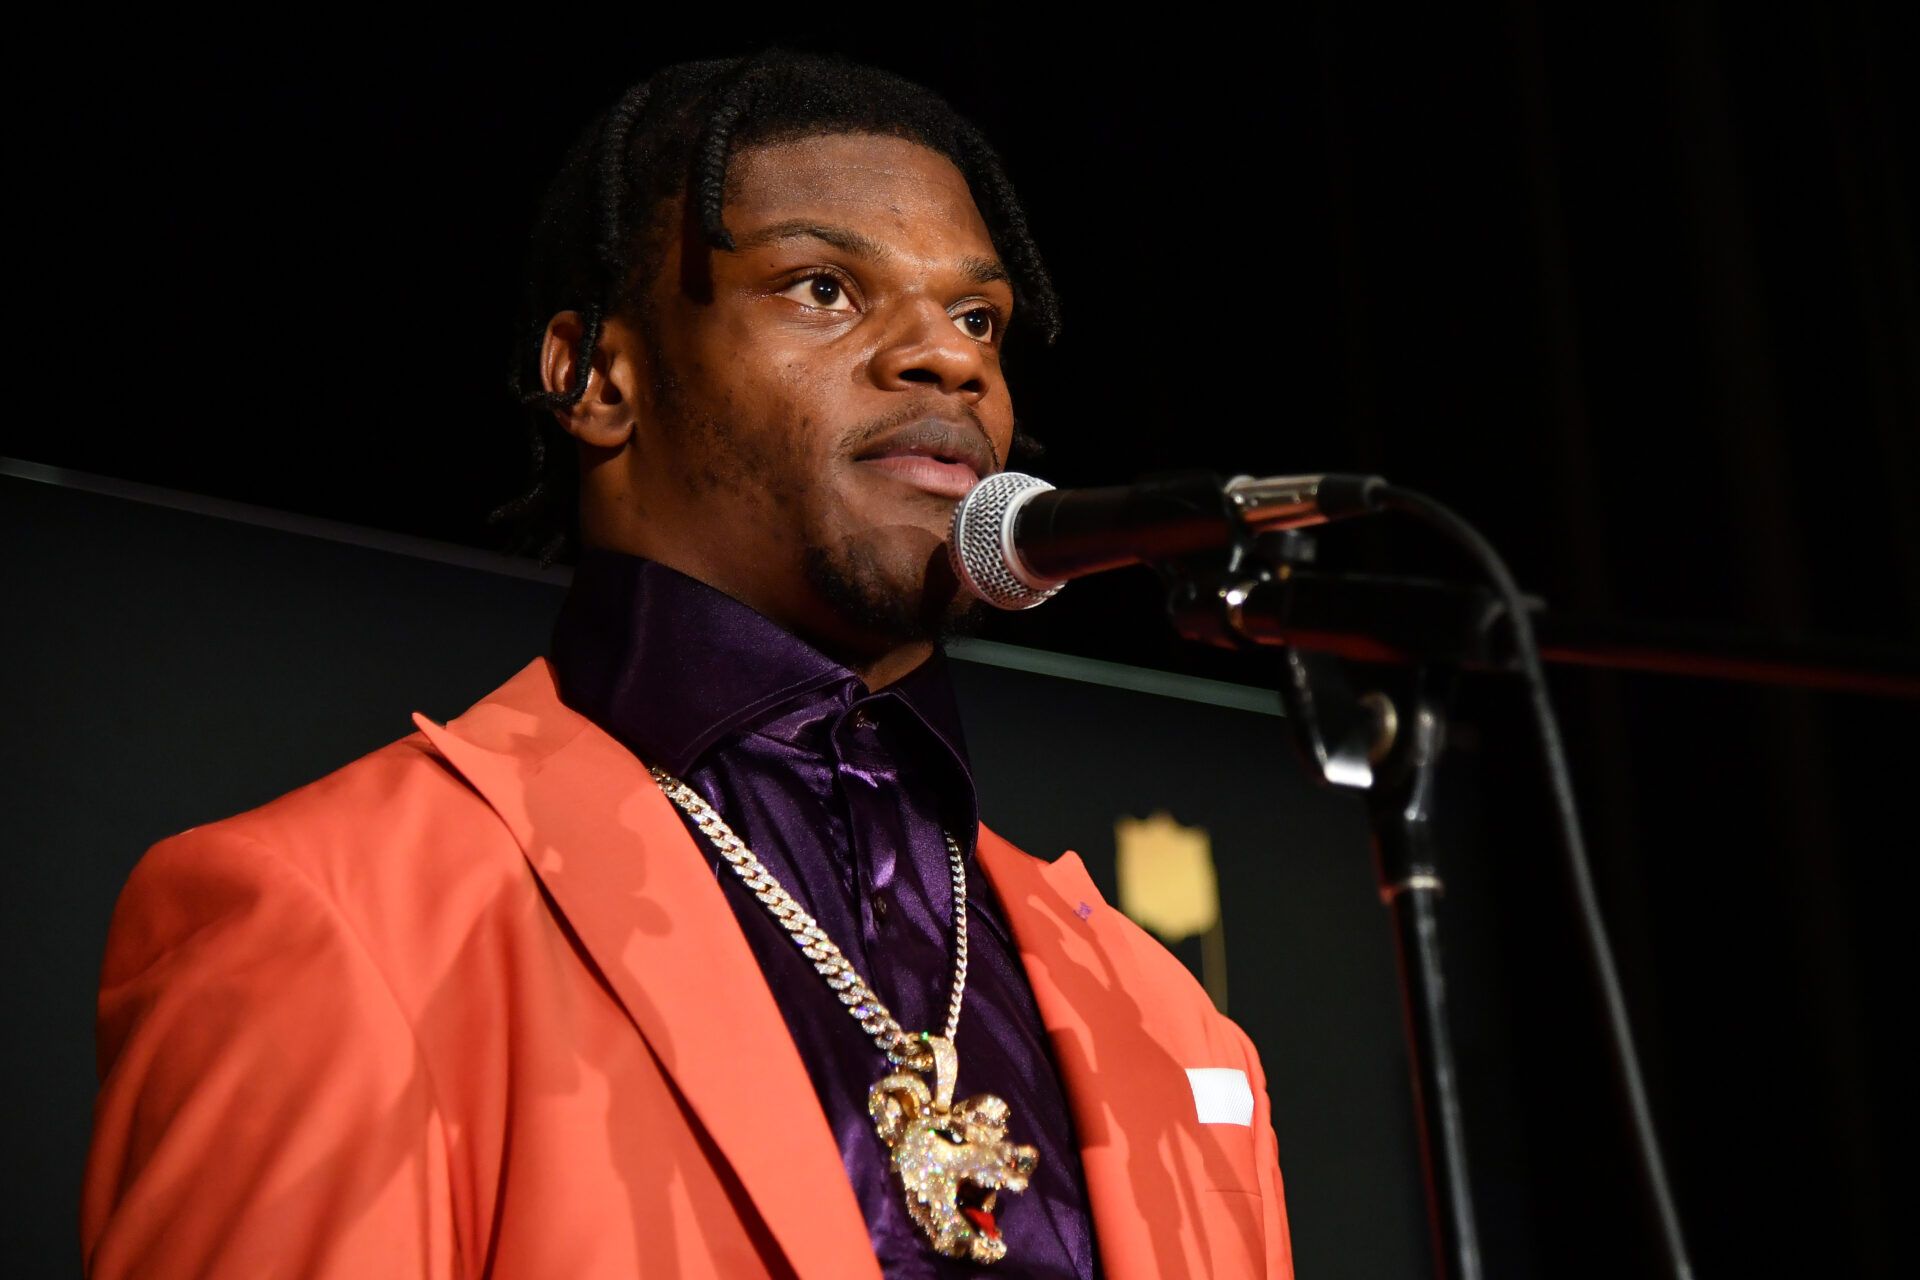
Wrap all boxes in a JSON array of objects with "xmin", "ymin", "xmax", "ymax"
[{"xmin": 8, "ymin": 4, "xmax": 1916, "ymax": 1275}]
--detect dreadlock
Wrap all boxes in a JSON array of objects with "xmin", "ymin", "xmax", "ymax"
[{"xmin": 490, "ymin": 49, "xmax": 1063, "ymax": 568}]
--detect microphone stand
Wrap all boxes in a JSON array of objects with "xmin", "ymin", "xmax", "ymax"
[
  {"xmin": 1164, "ymin": 529, "xmax": 1505, "ymax": 1280},
  {"xmin": 1153, "ymin": 500, "xmax": 1915, "ymax": 1279}
]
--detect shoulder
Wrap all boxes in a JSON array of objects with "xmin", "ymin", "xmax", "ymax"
[
  {"xmin": 104, "ymin": 727, "xmax": 530, "ymax": 995},
  {"xmin": 187, "ymin": 727, "xmax": 500, "ymax": 868},
  {"xmin": 977, "ymin": 822, "xmax": 1252, "ymax": 1059},
  {"xmin": 85, "ymin": 731, "xmax": 476, "ymax": 1279}
]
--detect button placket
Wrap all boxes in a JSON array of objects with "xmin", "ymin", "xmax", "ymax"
[
  {"xmin": 833, "ymin": 709, "xmax": 898, "ymax": 953},
  {"xmin": 859, "ymin": 707, "xmax": 890, "ymax": 928}
]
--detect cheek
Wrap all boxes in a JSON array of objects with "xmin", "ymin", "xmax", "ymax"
[
  {"xmin": 983, "ymin": 394, "xmax": 1017, "ymax": 467},
  {"xmin": 712, "ymin": 316, "xmax": 846, "ymax": 417}
]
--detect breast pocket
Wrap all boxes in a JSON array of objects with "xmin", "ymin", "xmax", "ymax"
[{"xmin": 1177, "ymin": 1066, "xmax": 1263, "ymax": 1193}]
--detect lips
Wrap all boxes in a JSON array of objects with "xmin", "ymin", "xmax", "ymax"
[
  {"xmin": 857, "ymin": 454, "xmax": 980, "ymax": 498},
  {"xmin": 853, "ymin": 417, "xmax": 996, "ymax": 500}
]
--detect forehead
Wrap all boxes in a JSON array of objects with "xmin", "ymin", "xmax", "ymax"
[{"xmin": 722, "ymin": 132, "xmax": 997, "ymax": 253}]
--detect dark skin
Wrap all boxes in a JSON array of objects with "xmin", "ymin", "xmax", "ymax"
[{"xmin": 540, "ymin": 132, "xmax": 1018, "ymax": 690}]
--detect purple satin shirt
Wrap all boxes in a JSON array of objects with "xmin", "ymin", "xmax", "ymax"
[{"xmin": 549, "ymin": 548, "xmax": 1100, "ymax": 1279}]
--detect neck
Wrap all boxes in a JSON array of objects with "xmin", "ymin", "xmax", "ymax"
[
  {"xmin": 576, "ymin": 534, "xmax": 938, "ymax": 692},
  {"xmin": 850, "ymin": 639, "xmax": 936, "ymax": 691}
]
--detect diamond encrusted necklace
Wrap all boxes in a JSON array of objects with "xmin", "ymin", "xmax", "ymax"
[{"xmin": 651, "ymin": 765, "xmax": 1039, "ymax": 1264}]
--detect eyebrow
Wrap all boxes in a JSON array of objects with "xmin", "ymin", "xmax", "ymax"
[
  {"xmin": 734, "ymin": 219, "xmax": 889, "ymax": 260},
  {"xmin": 732, "ymin": 219, "xmax": 1012, "ymax": 287},
  {"xmin": 960, "ymin": 255, "xmax": 1012, "ymax": 287}
]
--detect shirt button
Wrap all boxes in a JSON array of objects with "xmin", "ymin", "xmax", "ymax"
[
  {"xmin": 851, "ymin": 708, "xmax": 876, "ymax": 731},
  {"xmin": 873, "ymin": 895, "xmax": 890, "ymax": 925}
]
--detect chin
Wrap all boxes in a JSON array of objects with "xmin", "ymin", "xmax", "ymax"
[{"xmin": 801, "ymin": 526, "xmax": 967, "ymax": 647}]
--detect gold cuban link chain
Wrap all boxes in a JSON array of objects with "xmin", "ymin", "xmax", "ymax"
[{"xmin": 649, "ymin": 765, "xmax": 967, "ymax": 1072}]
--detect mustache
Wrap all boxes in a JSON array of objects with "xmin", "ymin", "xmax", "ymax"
[{"xmin": 842, "ymin": 402, "xmax": 1003, "ymax": 472}]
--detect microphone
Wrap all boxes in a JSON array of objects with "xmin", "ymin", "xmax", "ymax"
[{"xmin": 947, "ymin": 469, "xmax": 1386, "ymax": 609}]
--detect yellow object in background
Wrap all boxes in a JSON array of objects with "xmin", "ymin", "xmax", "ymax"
[{"xmin": 1115, "ymin": 810, "xmax": 1229, "ymax": 1012}]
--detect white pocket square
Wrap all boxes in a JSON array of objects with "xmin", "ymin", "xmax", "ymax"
[{"xmin": 1185, "ymin": 1067, "xmax": 1254, "ymax": 1125}]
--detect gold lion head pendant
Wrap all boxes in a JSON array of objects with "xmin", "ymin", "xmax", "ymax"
[{"xmin": 868, "ymin": 1036, "xmax": 1040, "ymax": 1263}]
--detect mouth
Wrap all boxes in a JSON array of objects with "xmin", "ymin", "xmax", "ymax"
[
  {"xmin": 957, "ymin": 1183, "xmax": 1000, "ymax": 1242},
  {"xmin": 853, "ymin": 417, "xmax": 995, "ymax": 501},
  {"xmin": 855, "ymin": 453, "xmax": 980, "ymax": 499}
]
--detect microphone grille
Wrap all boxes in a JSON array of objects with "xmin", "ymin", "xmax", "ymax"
[{"xmin": 948, "ymin": 471, "xmax": 1065, "ymax": 611}]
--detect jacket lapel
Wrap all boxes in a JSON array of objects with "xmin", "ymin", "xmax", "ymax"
[
  {"xmin": 977, "ymin": 826, "xmax": 1208, "ymax": 1280},
  {"xmin": 410, "ymin": 657, "xmax": 881, "ymax": 1280}
]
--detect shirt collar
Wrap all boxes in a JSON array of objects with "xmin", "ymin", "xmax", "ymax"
[{"xmin": 547, "ymin": 546, "xmax": 972, "ymax": 778}]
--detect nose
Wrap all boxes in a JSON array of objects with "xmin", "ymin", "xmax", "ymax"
[{"xmin": 867, "ymin": 297, "xmax": 990, "ymax": 402}]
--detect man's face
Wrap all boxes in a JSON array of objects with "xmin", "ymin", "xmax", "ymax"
[{"xmin": 612, "ymin": 131, "xmax": 1017, "ymax": 664}]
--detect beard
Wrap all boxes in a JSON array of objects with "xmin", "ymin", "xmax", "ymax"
[
  {"xmin": 649, "ymin": 345, "xmax": 986, "ymax": 649},
  {"xmin": 801, "ymin": 537, "xmax": 990, "ymax": 648}
]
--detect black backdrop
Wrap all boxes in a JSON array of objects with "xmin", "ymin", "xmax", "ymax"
[{"xmin": 6, "ymin": 5, "xmax": 1916, "ymax": 1275}]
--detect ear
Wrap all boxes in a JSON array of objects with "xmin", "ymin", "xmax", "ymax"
[
  {"xmin": 539, "ymin": 310, "xmax": 648, "ymax": 449},
  {"xmin": 868, "ymin": 1072, "xmax": 931, "ymax": 1143}
]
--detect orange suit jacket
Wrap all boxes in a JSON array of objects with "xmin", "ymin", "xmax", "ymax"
[{"xmin": 82, "ymin": 656, "xmax": 1295, "ymax": 1277}]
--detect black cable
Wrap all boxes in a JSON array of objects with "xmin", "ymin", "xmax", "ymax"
[{"xmin": 1373, "ymin": 482, "xmax": 1697, "ymax": 1280}]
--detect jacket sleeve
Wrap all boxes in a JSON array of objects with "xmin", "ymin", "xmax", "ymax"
[
  {"xmin": 1233, "ymin": 1017, "xmax": 1296, "ymax": 1279},
  {"xmin": 81, "ymin": 826, "xmax": 460, "ymax": 1279}
]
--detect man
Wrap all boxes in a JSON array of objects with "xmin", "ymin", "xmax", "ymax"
[{"xmin": 82, "ymin": 51, "xmax": 1294, "ymax": 1278}]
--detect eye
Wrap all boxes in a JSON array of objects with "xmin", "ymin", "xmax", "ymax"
[
  {"xmin": 948, "ymin": 305, "xmax": 998, "ymax": 345},
  {"xmin": 777, "ymin": 272, "xmax": 855, "ymax": 312},
  {"xmin": 952, "ymin": 307, "xmax": 998, "ymax": 343}
]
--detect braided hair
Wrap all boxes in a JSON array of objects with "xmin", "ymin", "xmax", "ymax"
[{"xmin": 492, "ymin": 49, "xmax": 1063, "ymax": 568}]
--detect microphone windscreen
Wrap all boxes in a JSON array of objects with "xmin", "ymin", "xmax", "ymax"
[{"xmin": 947, "ymin": 472, "xmax": 1064, "ymax": 610}]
